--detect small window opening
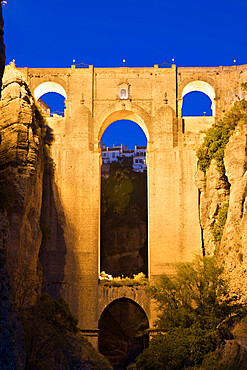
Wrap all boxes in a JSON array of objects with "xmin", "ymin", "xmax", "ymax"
[{"xmin": 120, "ymin": 88, "xmax": 128, "ymax": 100}]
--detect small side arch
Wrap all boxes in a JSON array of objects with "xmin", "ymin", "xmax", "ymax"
[
  {"xmin": 33, "ymin": 81, "xmax": 67, "ymax": 101},
  {"xmin": 181, "ymin": 80, "xmax": 216, "ymax": 116}
]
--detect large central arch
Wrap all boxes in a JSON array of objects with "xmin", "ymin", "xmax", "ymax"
[
  {"xmin": 98, "ymin": 107, "xmax": 150, "ymax": 278},
  {"xmin": 98, "ymin": 108, "xmax": 150, "ymax": 144}
]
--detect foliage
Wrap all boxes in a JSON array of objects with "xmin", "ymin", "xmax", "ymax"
[
  {"xmin": 99, "ymin": 272, "xmax": 148, "ymax": 287},
  {"xmin": 212, "ymin": 202, "xmax": 229, "ymax": 246},
  {"xmin": 102, "ymin": 170, "xmax": 133, "ymax": 214},
  {"xmin": 136, "ymin": 255, "xmax": 244, "ymax": 369},
  {"xmin": 20, "ymin": 293, "xmax": 111, "ymax": 369},
  {"xmin": 101, "ymin": 160, "xmax": 147, "ymax": 221},
  {"xmin": 7, "ymin": 259, "xmax": 42, "ymax": 310},
  {"xmin": 136, "ymin": 327, "xmax": 219, "ymax": 370},
  {"xmin": 197, "ymin": 100, "xmax": 247, "ymax": 177},
  {"xmin": 241, "ymin": 82, "xmax": 247, "ymax": 91},
  {"xmin": 21, "ymin": 293, "xmax": 77, "ymax": 369}
]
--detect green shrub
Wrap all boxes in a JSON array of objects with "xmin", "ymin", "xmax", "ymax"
[
  {"xmin": 197, "ymin": 100, "xmax": 247, "ymax": 177},
  {"xmin": 20, "ymin": 293, "xmax": 112, "ymax": 369},
  {"xmin": 241, "ymin": 82, "xmax": 247, "ymax": 91},
  {"xmin": 136, "ymin": 255, "xmax": 244, "ymax": 368},
  {"xmin": 212, "ymin": 202, "xmax": 229, "ymax": 246}
]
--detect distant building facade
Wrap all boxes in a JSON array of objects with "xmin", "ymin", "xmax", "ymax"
[{"xmin": 101, "ymin": 144, "xmax": 147, "ymax": 175}]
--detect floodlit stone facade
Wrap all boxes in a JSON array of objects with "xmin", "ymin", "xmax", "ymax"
[{"xmin": 17, "ymin": 63, "xmax": 247, "ymax": 346}]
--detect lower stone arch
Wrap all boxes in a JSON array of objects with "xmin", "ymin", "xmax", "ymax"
[{"xmin": 98, "ymin": 297, "xmax": 149, "ymax": 368}]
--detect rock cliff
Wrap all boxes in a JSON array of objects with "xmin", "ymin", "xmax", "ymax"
[
  {"xmin": 196, "ymin": 100, "xmax": 247, "ymax": 301},
  {"xmin": 0, "ymin": 64, "xmax": 112, "ymax": 369},
  {"xmin": 0, "ymin": 9, "xmax": 26, "ymax": 368},
  {"xmin": 0, "ymin": 63, "xmax": 45, "ymax": 368},
  {"xmin": 220, "ymin": 123, "xmax": 247, "ymax": 300},
  {"xmin": 0, "ymin": 64, "xmax": 45, "ymax": 301}
]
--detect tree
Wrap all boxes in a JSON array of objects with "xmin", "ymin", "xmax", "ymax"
[{"xmin": 136, "ymin": 256, "xmax": 243, "ymax": 369}]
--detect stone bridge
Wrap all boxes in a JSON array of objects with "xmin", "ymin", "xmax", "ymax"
[{"xmin": 18, "ymin": 63, "xmax": 247, "ymax": 346}]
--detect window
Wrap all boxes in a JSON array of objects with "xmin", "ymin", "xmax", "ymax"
[
  {"xmin": 120, "ymin": 88, "xmax": 128, "ymax": 100},
  {"xmin": 112, "ymin": 153, "xmax": 115, "ymax": 158}
]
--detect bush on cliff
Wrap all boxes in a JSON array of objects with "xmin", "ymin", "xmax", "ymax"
[
  {"xmin": 212, "ymin": 202, "xmax": 229, "ymax": 246},
  {"xmin": 102, "ymin": 158, "xmax": 147, "ymax": 221},
  {"xmin": 21, "ymin": 293, "xmax": 111, "ymax": 369},
  {"xmin": 136, "ymin": 255, "xmax": 245, "ymax": 369},
  {"xmin": 197, "ymin": 99, "xmax": 247, "ymax": 177}
]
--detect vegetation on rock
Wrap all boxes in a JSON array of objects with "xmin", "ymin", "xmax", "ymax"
[
  {"xmin": 20, "ymin": 293, "xmax": 111, "ymax": 369},
  {"xmin": 136, "ymin": 255, "xmax": 246, "ymax": 369},
  {"xmin": 212, "ymin": 202, "xmax": 229, "ymax": 247},
  {"xmin": 197, "ymin": 100, "xmax": 247, "ymax": 178},
  {"xmin": 241, "ymin": 82, "xmax": 247, "ymax": 91}
]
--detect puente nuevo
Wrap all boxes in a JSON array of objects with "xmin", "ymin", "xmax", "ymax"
[{"xmin": 17, "ymin": 63, "xmax": 247, "ymax": 347}]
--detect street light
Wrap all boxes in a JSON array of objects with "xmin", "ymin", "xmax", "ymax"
[{"xmin": 123, "ymin": 58, "xmax": 126, "ymax": 67}]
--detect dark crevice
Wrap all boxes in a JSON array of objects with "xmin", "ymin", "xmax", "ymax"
[{"xmin": 198, "ymin": 189, "xmax": 205, "ymax": 256}]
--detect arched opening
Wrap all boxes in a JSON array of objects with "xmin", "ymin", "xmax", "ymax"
[
  {"xmin": 34, "ymin": 82, "xmax": 67, "ymax": 117},
  {"xmin": 182, "ymin": 91, "xmax": 213, "ymax": 116},
  {"xmin": 181, "ymin": 81, "xmax": 215, "ymax": 117},
  {"xmin": 100, "ymin": 118, "xmax": 148, "ymax": 278},
  {"xmin": 98, "ymin": 298, "xmax": 149, "ymax": 368}
]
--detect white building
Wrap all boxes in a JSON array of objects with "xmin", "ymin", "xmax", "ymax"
[{"xmin": 101, "ymin": 144, "xmax": 147, "ymax": 173}]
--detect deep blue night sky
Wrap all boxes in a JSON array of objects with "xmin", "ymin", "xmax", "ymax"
[{"xmin": 3, "ymin": 0, "xmax": 247, "ymax": 148}]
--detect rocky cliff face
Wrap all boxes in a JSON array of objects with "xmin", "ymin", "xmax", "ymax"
[
  {"xmin": 220, "ymin": 124, "xmax": 247, "ymax": 300},
  {"xmin": 0, "ymin": 64, "xmax": 45, "ymax": 294},
  {"xmin": 0, "ymin": 64, "xmax": 112, "ymax": 369},
  {"xmin": 0, "ymin": 64, "xmax": 45, "ymax": 368},
  {"xmin": 196, "ymin": 102, "xmax": 247, "ymax": 301},
  {"xmin": 196, "ymin": 162, "xmax": 230, "ymax": 256},
  {"xmin": 0, "ymin": 9, "xmax": 26, "ymax": 368}
]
